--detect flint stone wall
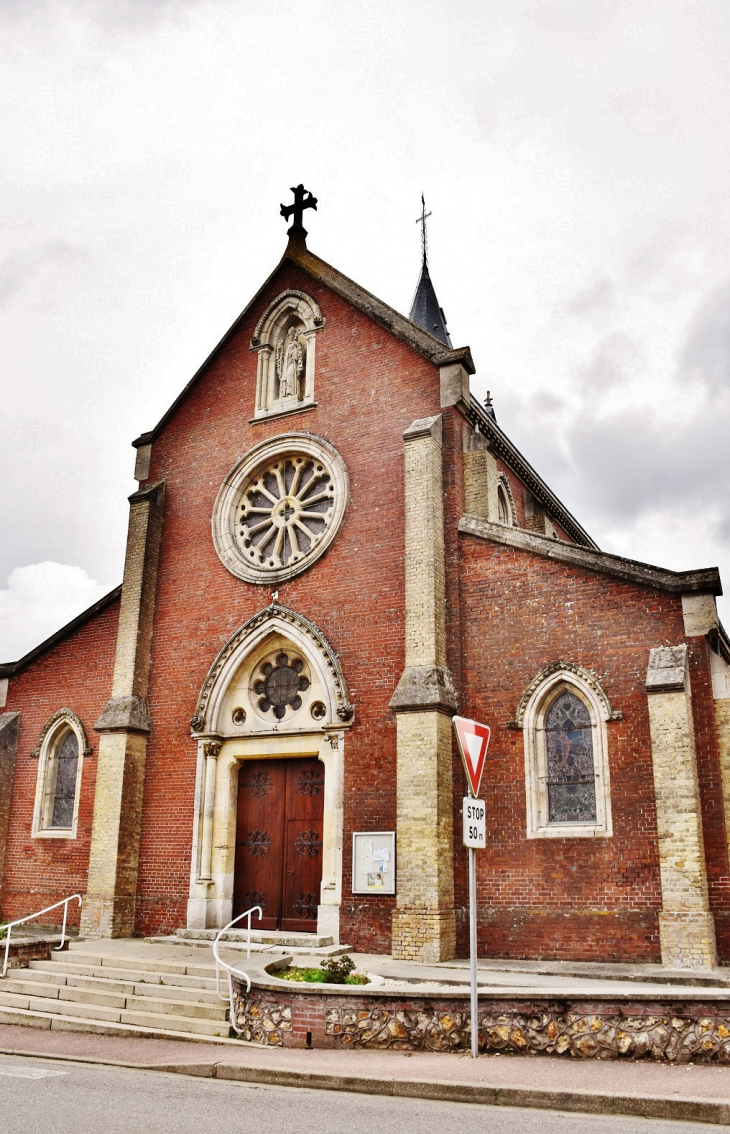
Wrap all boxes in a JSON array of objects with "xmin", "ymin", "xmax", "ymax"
[{"xmin": 231, "ymin": 979, "xmax": 730, "ymax": 1061}]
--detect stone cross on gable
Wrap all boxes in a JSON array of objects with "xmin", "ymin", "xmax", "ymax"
[{"xmin": 280, "ymin": 184, "xmax": 318, "ymax": 236}]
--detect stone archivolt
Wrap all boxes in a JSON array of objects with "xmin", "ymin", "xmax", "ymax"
[
  {"xmin": 513, "ymin": 660, "xmax": 618, "ymax": 729},
  {"xmin": 190, "ymin": 602, "xmax": 353, "ymax": 736},
  {"xmin": 31, "ymin": 708, "xmax": 92, "ymax": 759}
]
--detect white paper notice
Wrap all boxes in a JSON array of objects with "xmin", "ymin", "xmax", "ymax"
[{"xmin": 360, "ymin": 838, "xmax": 373, "ymax": 874}]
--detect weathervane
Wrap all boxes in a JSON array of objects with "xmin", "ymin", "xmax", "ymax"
[
  {"xmin": 415, "ymin": 193, "xmax": 432, "ymax": 267},
  {"xmin": 280, "ymin": 184, "xmax": 318, "ymax": 238}
]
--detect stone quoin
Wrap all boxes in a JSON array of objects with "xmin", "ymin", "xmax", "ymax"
[{"xmin": 1, "ymin": 187, "xmax": 729, "ymax": 970}]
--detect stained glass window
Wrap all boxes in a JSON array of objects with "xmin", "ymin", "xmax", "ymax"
[
  {"xmin": 544, "ymin": 690, "xmax": 596, "ymax": 824},
  {"xmin": 50, "ymin": 730, "xmax": 79, "ymax": 828}
]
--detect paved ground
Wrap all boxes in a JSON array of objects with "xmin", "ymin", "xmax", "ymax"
[
  {"xmin": 7, "ymin": 937, "xmax": 730, "ymax": 1123},
  {"xmin": 67, "ymin": 936, "xmax": 730, "ymax": 999},
  {"xmin": 0, "ymin": 1054, "xmax": 727, "ymax": 1134},
  {"xmin": 3, "ymin": 1021, "xmax": 730, "ymax": 1098}
]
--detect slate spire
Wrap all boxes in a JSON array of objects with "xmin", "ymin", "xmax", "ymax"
[{"xmin": 409, "ymin": 195, "xmax": 452, "ymax": 347}]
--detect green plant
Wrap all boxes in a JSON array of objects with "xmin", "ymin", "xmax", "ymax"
[
  {"xmin": 275, "ymin": 958, "xmax": 369, "ymax": 986},
  {"xmin": 319, "ymin": 955, "xmax": 356, "ymax": 984}
]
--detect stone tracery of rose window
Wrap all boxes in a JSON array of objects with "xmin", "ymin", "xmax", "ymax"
[
  {"xmin": 212, "ymin": 433, "xmax": 349, "ymax": 584},
  {"xmin": 252, "ymin": 651, "xmax": 310, "ymax": 720},
  {"xmin": 238, "ymin": 456, "xmax": 335, "ymax": 572}
]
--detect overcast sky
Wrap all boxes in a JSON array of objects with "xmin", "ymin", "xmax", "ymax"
[{"xmin": 2, "ymin": 0, "xmax": 729, "ymax": 661}]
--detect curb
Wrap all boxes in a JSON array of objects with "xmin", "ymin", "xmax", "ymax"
[{"xmin": 2, "ymin": 1046, "xmax": 730, "ymax": 1125}]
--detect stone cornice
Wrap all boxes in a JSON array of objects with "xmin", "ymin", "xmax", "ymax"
[
  {"xmin": 461, "ymin": 398, "xmax": 597, "ymax": 549},
  {"xmin": 459, "ymin": 514, "xmax": 722, "ymax": 596}
]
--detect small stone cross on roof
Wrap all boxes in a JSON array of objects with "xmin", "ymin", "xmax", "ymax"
[{"xmin": 280, "ymin": 184, "xmax": 318, "ymax": 237}]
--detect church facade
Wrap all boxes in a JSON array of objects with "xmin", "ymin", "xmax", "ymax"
[{"xmin": 1, "ymin": 193, "xmax": 730, "ymax": 969}]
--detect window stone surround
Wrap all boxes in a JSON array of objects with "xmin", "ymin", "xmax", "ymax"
[
  {"xmin": 31, "ymin": 709, "xmax": 88, "ymax": 840},
  {"xmin": 517, "ymin": 663, "xmax": 614, "ymax": 840}
]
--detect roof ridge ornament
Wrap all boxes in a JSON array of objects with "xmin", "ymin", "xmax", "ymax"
[
  {"xmin": 415, "ymin": 192, "xmax": 432, "ymax": 268},
  {"xmin": 280, "ymin": 183, "xmax": 318, "ymax": 242},
  {"xmin": 409, "ymin": 193, "xmax": 452, "ymax": 347}
]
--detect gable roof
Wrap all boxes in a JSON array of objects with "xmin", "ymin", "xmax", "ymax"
[
  {"xmin": 133, "ymin": 234, "xmax": 475, "ymax": 449},
  {"xmin": 0, "ymin": 585, "xmax": 122, "ymax": 678},
  {"xmin": 127, "ymin": 229, "xmax": 601, "ymax": 552}
]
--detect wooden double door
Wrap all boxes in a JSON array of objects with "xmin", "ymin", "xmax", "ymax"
[{"xmin": 234, "ymin": 757, "xmax": 324, "ymax": 933}]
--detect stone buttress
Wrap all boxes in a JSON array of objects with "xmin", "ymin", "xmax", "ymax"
[
  {"xmin": 390, "ymin": 413, "xmax": 457, "ymax": 962},
  {"xmin": 80, "ymin": 480, "xmax": 165, "ymax": 937}
]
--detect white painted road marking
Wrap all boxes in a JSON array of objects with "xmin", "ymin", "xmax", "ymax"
[{"xmin": 0, "ymin": 1066, "xmax": 68, "ymax": 1079}]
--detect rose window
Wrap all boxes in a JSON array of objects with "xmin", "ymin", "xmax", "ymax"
[
  {"xmin": 212, "ymin": 434, "xmax": 349, "ymax": 584},
  {"xmin": 253, "ymin": 651, "xmax": 310, "ymax": 720},
  {"xmin": 238, "ymin": 457, "xmax": 334, "ymax": 571}
]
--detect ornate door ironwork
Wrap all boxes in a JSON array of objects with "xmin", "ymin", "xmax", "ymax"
[{"xmin": 234, "ymin": 756, "xmax": 325, "ymax": 932}]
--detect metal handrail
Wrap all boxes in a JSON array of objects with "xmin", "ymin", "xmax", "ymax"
[
  {"xmin": 1, "ymin": 894, "xmax": 82, "ymax": 978},
  {"xmin": 212, "ymin": 906, "xmax": 262, "ymax": 1036}
]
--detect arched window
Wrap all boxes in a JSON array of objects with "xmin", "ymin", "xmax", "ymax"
[
  {"xmin": 497, "ymin": 483, "xmax": 511, "ymax": 525},
  {"xmin": 496, "ymin": 475, "xmax": 515, "ymax": 526},
  {"xmin": 544, "ymin": 689, "xmax": 596, "ymax": 823},
  {"xmin": 32, "ymin": 711, "xmax": 86, "ymax": 838},
  {"xmin": 516, "ymin": 664, "xmax": 613, "ymax": 839}
]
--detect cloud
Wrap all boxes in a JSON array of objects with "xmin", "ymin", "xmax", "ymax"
[
  {"xmin": 682, "ymin": 281, "xmax": 730, "ymax": 394},
  {"xmin": 0, "ymin": 562, "xmax": 109, "ymax": 664},
  {"xmin": 0, "ymin": 0, "xmax": 204, "ymax": 25},
  {"xmin": 0, "ymin": 242, "xmax": 76, "ymax": 308},
  {"xmin": 496, "ymin": 277, "xmax": 730, "ymax": 620}
]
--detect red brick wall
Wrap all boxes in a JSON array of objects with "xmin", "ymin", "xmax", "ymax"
[
  {"xmin": 134, "ymin": 260, "xmax": 444, "ymax": 943},
  {"xmin": 458, "ymin": 535, "xmax": 691, "ymax": 962},
  {"xmin": 1, "ymin": 598, "xmax": 119, "ymax": 924}
]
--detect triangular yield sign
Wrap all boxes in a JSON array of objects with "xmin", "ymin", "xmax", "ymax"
[{"xmin": 453, "ymin": 716, "xmax": 491, "ymax": 798}]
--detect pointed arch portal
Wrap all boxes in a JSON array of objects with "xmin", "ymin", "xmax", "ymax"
[{"xmin": 186, "ymin": 604, "xmax": 351, "ymax": 939}]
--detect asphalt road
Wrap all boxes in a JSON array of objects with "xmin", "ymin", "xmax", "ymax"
[{"xmin": 0, "ymin": 1055, "xmax": 726, "ymax": 1134}]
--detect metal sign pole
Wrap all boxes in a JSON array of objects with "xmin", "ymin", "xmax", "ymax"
[
  {"xmin": 453, "ymin": 717, "xmax": 490, "ymax": 1063},
  {"xmin": 469, "ymin": 841, "xmax": 478, "ymax": 1058}
]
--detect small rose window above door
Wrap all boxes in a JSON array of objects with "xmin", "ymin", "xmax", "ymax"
[{"xmin": 252, "ymin": 651, "xmax": 311, "ymax": 721}]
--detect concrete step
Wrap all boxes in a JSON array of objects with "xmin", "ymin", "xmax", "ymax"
[
  {"xmin": 0, "ymin": 988, "xmax": 230, "ymax": 1035},
  {"xmin": 25, "ymin": 963, "xmax": 223, "ymax": 1002},
  {"xmin": 0, "ymin": 991, "xmax": 121, "ymax": 1022},
  {"xmin": 57, "ymin": 951, "xmax": 193, "ymax": 976},
  {"xmin": 30, "ymin": 959, "xmax": 220, "ymax": 991},
  {"xmin": 122, "ymin": 995, "xmax": 228, "ymax": 1021},
  {"xmin": 154, "ymin": 935, "xmax": 349, "ymax": 958},
  {"xmin": 118, "ymin": 1009, "xmax": 230, "ymax": 1036},
  {"xmin": 0, "ymin": 977, "xmax": 227, "ymax": 1019},
  {"xmin": 0, "ymin": 978, "xmax": 126, "ymax": 1009},
  {"xmin": 0, "ymin": 1004, "xmax": 243, "ymax": 1043},
  {"xmin": 174, "ymin": 928, "xmax": 333, "ymax": 948}
]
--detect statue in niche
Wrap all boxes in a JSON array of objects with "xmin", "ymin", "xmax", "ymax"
[{"xmin": 275, "ymin": 326, "xmax": 305, "ymax": 400}]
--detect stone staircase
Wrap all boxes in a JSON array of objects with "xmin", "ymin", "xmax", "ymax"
[
  {"xmin": 0, "ymin": 943, "xmax": 239, "ymax": 1042},
  {"xmin": 167, "ymin": 928, "xmax": 348, "ymax": 956}
]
